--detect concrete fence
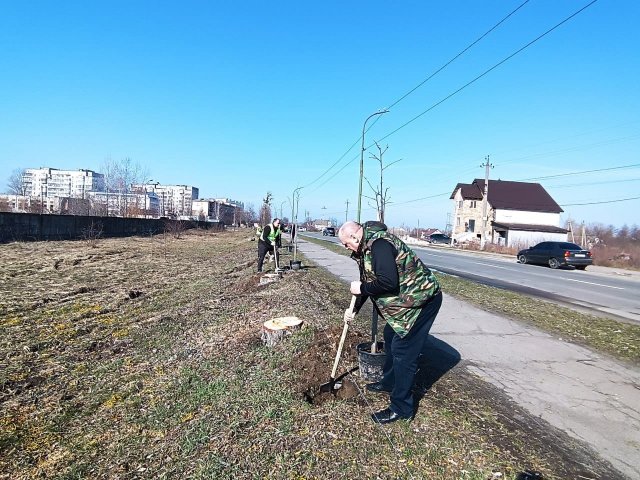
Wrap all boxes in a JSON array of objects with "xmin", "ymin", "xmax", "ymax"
[{"xmin": 0, "ymin": 212, "xmax": 223, "ymax": 243}]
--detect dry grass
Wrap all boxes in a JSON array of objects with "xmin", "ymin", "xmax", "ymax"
[{"xmin": 0, "ymin": 230, "xmax": 623, "ymax": 479}]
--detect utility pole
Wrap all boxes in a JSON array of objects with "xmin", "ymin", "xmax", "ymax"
[
  {"xmin": 345, "ymin": 199, "xmax": 350, "ymax": 223},
  {"xmin": 480, "ymin": 155, "xmax": 493, "ymax": 250},
  {"xmin": 568, "ymin": 220, "xmax": 575, "ymax": 243}
]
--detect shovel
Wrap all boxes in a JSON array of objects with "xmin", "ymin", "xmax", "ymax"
[
  {"xmin": 371, "ymin": 309, "xmax": 379, "ymax": 353},
  {"xmin": 273, "ymin": 244, "xmax": 284, "ymax": 273},
  {"xmin": 319, "ymin": 295, "xmax": 357, "ymax": 393}
]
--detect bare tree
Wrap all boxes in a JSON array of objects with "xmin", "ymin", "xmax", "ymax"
[
  {"xmin": 364, "ymin": 142, "xmax": 401, "ymax": 224},
  {"xmin": 238, "ymin": 203, "xmax": 255, "ymax": 226},
  {"xmin": 0, "ymin": 198, "xmax": 11, "ymax": 212},
  {"xmin": 259, "ymin": 192, "xmax": 273, "ymax": 225},
  {"xmin": 82, "ymin": 220, "xmax": 103, "ymax": 248},
  {"xmin": 7, "ymin": 168, "xmax": 27, "ymax": 196},
  {"xmin": 100, "ymin": 157, "xmax": 149, "ymax": 217}
]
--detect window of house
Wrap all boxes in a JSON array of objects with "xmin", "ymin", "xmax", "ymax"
[
  {"xmin": 458, "ymin": 201, "xmax": 463, "ymax": 209},
  {"xmin": 468, "ymin": 219, "xmax": 475, "ymax": 232},
  {"xmin": 470, "ymin": 201, "xmax": 477, "ymax": 208},
  {"xmin": 456, "ymin": 217, "xmax": 460, "ymax": 226}
]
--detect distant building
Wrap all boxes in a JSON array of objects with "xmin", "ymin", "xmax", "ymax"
[
  {"xmin": 135, "ymin": 184, "xmax": 199, "ymax": 218},
  {"xmin": 22, "ymin": 168, "xmax": 105, "ymax": 199},
  {"xmin": 450, "ymin": 179, "xmax": 567, "ymax": 247},
  {"xmin": 420, "ymin": 228, "xmax": 442, "ymax": 239},
  {"xmin": 88, "ymin": 190, "xmax": 160, "ymax": 217},
  {"xmin": 192, "ymin": 198, "xmax": 244, "ymax": 225}
]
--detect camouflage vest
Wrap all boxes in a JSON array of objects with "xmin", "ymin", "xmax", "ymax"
[{"xmin": 360, "ymin": 224, "xmax": 440, "ymax": 337}]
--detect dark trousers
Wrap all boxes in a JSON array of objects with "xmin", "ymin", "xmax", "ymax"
[
  {"xmin": 380, "ymin": 291, "xmax": 442, "ymax": 418},
  {"xmin": 257, "ymin": 241, "xmax": 276, "ymax": 272}
]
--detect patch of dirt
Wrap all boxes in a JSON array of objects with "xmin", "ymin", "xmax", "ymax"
[{"xmin": 290, "ymin": 324, "xmax": 365, "ymax": 406}]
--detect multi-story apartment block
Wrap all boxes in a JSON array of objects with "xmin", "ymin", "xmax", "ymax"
[
  {"xmin": 23, "ymin": 168, "xmax": 105, "ymax": 198},
  {"xmin": 135, "ymin": 184, "xmax": 199, "ymax": 218}
]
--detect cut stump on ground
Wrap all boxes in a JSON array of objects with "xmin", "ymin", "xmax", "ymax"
[{"xmin": 261, "ymin": 316, "xmax": 303, "ymax": 347}]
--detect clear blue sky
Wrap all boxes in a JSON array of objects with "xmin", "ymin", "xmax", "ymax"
[{"xmin": 1, "ymin": 0, "xmax": 638, "ymax": 230}]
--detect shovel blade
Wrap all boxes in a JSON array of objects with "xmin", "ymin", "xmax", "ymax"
[{"xmin": 319, "ymin": 378, "xmax": 342, "ymax": 393}]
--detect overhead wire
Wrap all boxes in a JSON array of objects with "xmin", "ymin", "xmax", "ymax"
[
  {"xmin": 518, "ymin": 163, "xmax": 640, "ymax": 181},
  {"xmin": 561, "ymin": 196, "xmax": 640, "ymax": 206},
  {"xmin": 301, "ymin": 0, "xmax": 532, "ymax": 191},
  {"xmin": 310, "ymin": 0, "xmax": 600, "ymax": 197},
  {"xmin": 375, "ymin": 0, "xmax": 600, "ymax": 145},
  {"xmin": 546, "ymin": 177, "xmax": 640, "ymax": 189}
]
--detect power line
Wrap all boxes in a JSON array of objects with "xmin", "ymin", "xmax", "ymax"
[
  {"xmin": 384, "ymin": 0, "xmax": 532, "ymax": 112},
  {"xmin": 561, "ymin": 196, "xmax": 640, "ymax": 206},
  {"xmin": 300, "ymin": 1, "xmax": 532, "ymax": 191},
  {"xmin": 519, "ymin": 163, "xmax": 640, "ymax": 181},
  {"xmin": 546, "ymin": 177, "xmax": 640, "ymax": 189},
  {"xmin": 310, "ymin": 1, "xmax": 599, "ymax": 194},
  {"xmin": 386, "ymin": 162, "xmax": 638, "ymax": 208},
  {"xmin": 376, "ymin": 0, "xmax": 599, "ymax": 144},
  {"xmin": 495, "ymin": 133, "xmax": 640, "ymax": 167}
]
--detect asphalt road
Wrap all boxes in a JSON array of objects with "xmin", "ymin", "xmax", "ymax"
[{"xmin": 306, "ymin": 232, "xmax": 640, "ymax": 324}]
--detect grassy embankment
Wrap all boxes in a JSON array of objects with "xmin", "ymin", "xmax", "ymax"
[{"xmin": 0, "ymin": 230, "xmax": 628, "ymax": 479}]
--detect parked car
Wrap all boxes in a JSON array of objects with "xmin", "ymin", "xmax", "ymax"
[
  {"xmin": 322, "ymin": 227, "xmax": 336, "ymax": 236},
  {"xmin": 426, "ymin": 233, "xmax": 452, "ymax": 245},
  {"xmin": 517, "ymin": 241, "xmax": 592, "ymax": 270}
]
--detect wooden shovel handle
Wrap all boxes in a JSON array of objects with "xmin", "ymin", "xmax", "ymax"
[
  {"xmin": 349, "ymin": 294, "xmax": 357, "ymax": 314},
  {"xmin": 329, "ymin": 295, "xmax": 357, "ymax": 379}
]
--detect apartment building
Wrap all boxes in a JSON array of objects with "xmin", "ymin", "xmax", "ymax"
[
  {"xmin": 23, "ymin": 168, "xmax": 105, "ymax": 198},
  {"xmin": 135, "ymin": 184, "xmax": 199, "ymax": 218}
]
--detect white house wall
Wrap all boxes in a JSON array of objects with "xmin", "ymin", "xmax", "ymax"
[
  {"xmin": 494, "ymin": 209, "xmax": 560, "ymax": 226},
  {"xmin": 507, "ymin": 230, "xmax": 567, "ymax": 248}
]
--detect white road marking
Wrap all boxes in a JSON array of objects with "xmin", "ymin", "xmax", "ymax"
[
  {"xmin": 473, "ymin": 262, "xmax": 513, "ymax": 270},
  {"xmin": 561, "ymin": 278, "xmax": 624, "ymax": 289},
  {"xmin": 472, "ymin": 262, "xmax": 624, "ymax": 289}
]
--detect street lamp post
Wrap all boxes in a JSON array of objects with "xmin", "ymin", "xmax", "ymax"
[
  {"xmin": 280, "ymin": 200, "xmax": 286, "ymax": 220},
  {"xmin": 355, "ymin": 110, "xmax": 388, "ymax": 356},
  {"xmin": 291, "ymin": 187, "xmax": 302, "ymax": 261},
  {"xmin": 357, "ymin": 109, "xmax": 389, "ymax": 223}
]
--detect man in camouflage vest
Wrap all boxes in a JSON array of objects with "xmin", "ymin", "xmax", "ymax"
[{"xmin": 338, "ymin": 220, "xmax": 442, "ymax": 424}]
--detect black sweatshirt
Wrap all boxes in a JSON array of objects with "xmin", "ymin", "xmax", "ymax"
[{"xmin": 354, "ymin": 238, "xmax": 400, "ymax": 313}]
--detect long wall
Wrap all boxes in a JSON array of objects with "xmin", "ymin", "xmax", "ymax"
[{"xmin": 0, "ymin": 212, "xmax": 222, "ymax": 243}]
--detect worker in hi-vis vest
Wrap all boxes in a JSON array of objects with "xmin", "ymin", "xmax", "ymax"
[{"xmin": 257, "ymin": 218, "xmax": 281, "ymax": 272}]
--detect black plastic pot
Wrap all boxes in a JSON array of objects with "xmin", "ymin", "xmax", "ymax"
[
  {"xmin": 357, "ymin": 342, "xmax": 385, "ymax": 382},
  {"xmin": 290, "ymin": 260, "xmax": 302, "ymax": 270}
]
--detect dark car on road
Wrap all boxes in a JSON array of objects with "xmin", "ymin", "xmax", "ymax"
[
  {"xmin": 517, "ymin": 241, "xmax": 592, "ymax": 270},
  {"xmin": 322, "ymin": 227, "xmax": 336, "ymax": 236},
  {"xmin": 426, "ymin": 233, "xmax": 452, "ymax": 245}
]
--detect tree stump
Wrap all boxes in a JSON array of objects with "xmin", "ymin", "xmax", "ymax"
[
  {"xmin": 259, "ymin": 273, "xmax": 282, "ymax": 285},
  {"xmin": 261, "ymin": 316, "xmax": 303, "ymax": 347}
]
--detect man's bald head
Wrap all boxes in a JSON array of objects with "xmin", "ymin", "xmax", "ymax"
[{"xmin": 338, "ymin": 221, "xmax": 363, "ymax": 253}]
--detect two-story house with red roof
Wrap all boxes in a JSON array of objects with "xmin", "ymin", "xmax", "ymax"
[{"xmin": 450, "ymin": 179, "xmax": 567, "ymax": 247}]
